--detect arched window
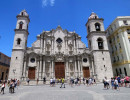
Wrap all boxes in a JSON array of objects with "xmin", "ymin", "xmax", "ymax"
[
  {"xmin": 88, "ymin": 26, "xmax": 90, "ymax": 33},
  {"xmin": 17, "ymin": 38, "xmax": 21, "ymax": 45},
  {"xmin": 19, "ymin": 21, "xmax": 23, "ymax": 29},
  {"xmin": 97, "ymin": 38, "xmax": 103, "ymax": 49},
  {"xmin": 116, "ymin": 68, "xmax": 118, "ymax": 76},
  {"xmin": 124, "ymin": 67, "xmax": 127, "ymax": 76},
  {"xmin": 95, "ymin": 23, "xmax": 101, "ymax": 31}
]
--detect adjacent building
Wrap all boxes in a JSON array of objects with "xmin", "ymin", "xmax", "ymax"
[
  {"xmin": 9, "ymin": 10, "xmax": 113, "ymax": 82},
  {"xmin": 106, "ymin": 16, "xmax": 130, "ymax": 77},
  {"xmin": 0, "ymin": 52, "xmax": 10, "ymax": 80}
]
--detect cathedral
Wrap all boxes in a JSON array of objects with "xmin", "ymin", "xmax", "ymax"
[{"xmin": 9, "ymin": 10, "xmax": 113, "ymax": 82}]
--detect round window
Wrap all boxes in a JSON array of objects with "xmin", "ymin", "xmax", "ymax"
[
  {"xmin": 56, "ymin": 38, "xmax": 62, "ymax": 44},
  {"xmin": 30, "ymin": 58, "xmax": 35, "ymax": 63},
  {"xmin": 83, "ymin": 58, "xmax": 87, "ymax": 63}
]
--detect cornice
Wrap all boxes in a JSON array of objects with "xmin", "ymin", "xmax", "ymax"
[
  {"xmin": 112, "ymin": 60, "xmax": 130, "ymax": 67},
  {"xmin": 107, "ymin": 25, "xmax": 130, "ymax": 39},
  {"xmin": 14, "ymin": 29, "xmax": 29, "ymax": 35},
  {"xmin": 16, "ymin": 15, "xmax": 30, "ymax": 22},
  {"xmin": 86, "ymin": 18, "xmax": 104, "ymax": 26},
  {"xmin": 87, "ymin": 31, "xmax": 106, "ymax": 38}
]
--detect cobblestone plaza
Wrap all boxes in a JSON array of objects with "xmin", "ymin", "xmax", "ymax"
[{"xmin": 0, "ymin": 84, "xmax": 130, "ymax": 100}]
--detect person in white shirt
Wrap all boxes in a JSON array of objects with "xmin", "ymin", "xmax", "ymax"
[{"xmin": 114, "ymin": 78, "xmax": 120, "ymax": 90}]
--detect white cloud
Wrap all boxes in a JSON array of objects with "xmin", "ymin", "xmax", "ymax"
[
  {"xmin": 42, "ymin": 0, "xmax": 48, "ymax": 7},
  {"xmin": 50, "ymin": 0, "xmax": 55, "ymax": 6},
  {"xmin": 42, "ymin": 0, "xmax": 55, "ymax": 7}
]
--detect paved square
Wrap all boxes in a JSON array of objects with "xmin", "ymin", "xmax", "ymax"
[{"xmin": 0, "ymin": 84, "xmax": 130, "ymax": 100}]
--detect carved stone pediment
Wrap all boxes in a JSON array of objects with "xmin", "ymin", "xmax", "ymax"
[{"xmin": 55, "ymin": 52, "xmax": 64, "ymax": 62}]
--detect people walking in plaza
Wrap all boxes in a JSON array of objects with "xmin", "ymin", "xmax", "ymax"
[
  {"xmin": 86, "ymin": 78, "xmax": 89, "ymax": 86},
  {"xmin": 0, "ymin": 82, "xmax": 5, "ymax": 94},
  {"xmin": 117, "ymin": 76, "xmax": 121, "ymax": 87},
  {"xmin": 52, "ymin": 78, "xmax": 56, "ymax": 86},
  {"xmin": 9, "ymin": 80, "xmax": 15, "ymax": 93},
  {"xmin": 60, "ymin": 78, "xmax": 65, "ymax": 88},
  {"xmin": 103, "ymin": 77, "xmax": 110, "ymax": 89},
  {"xmin": 43, "ymin": 77, "xmax": 46, "ymax": 84},
  {"xmin": 83, "ymin": 78, "xmax": 85, "ymax": 85},
  {"xmin": 93, "ymin": 78, "xmax": 97, "ymax": 85},
  {"xmin": 17, "ymin": 80, "xmax": 20, "ymax": 86},
  {"xmin": 114, "ymin": 78, "xmax": 120, "ymax": 90},
  {"xmin": 50, "ymin": 78, "xmax": 53, "ymax": 87},
  {"xmin": 111, "ymin": 78, "xmax": 115, "ymax": 90},
  {"xmin": 27, "ymin": 78, "xmax": 30, "ymax": 85}
]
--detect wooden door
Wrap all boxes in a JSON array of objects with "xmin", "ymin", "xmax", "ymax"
[
  {"xmin": 83, "ymin": 67, "xmax": 90, "ymax": 78},
  {"xmin": 28, "ymin": 67, "xmax": 35, "ymax": 79},
  {"xmin": 55, "ymin": 62, "xmax": 65, "ymax": 78}
]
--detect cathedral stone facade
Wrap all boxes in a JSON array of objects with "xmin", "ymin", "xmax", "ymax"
[{"xmin": 9, "ymin": 10, "xmax": 113, "ymax": 82}]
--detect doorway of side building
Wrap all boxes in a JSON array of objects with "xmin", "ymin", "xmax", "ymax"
[
  {"xmin": 28, "ymin": 67, "xmax": 35, "ymax": 79},
  {"xmin": 1, "ymin": 72, "xmax": 4, "ymax": 80},
  {"xmin": 83, "ymin": 67, "xmax": 90, "ymax": 78},
  {"xmin": 55, "ymin": 62, "xmax": 65, "ymax": 79}
]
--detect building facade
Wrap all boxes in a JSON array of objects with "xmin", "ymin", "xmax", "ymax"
[
  {"xmin": 0, "ymin": 52, "xmax": 10, "ymax": 80},
  {"xmin": 106, "ymin": 16, "xmax": 130, "ymax": 77},
  {"xmin": 9, "ymin": 10, "xmax": 113, "ymax": 82}
]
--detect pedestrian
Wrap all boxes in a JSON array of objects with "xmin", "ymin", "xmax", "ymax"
[
  {"xmin": 114, "ymin": 78, "xmax": 120, "ymax": 90},
  {"xmin": 27, "ymin": 78, "xmax": 30, "ymax": 85},
  {"xmin": 117, "ymin": 76, "xmax": 121, "ymax": 87},
  {"xmin": 86, "ymin": 78, "xmax": 89, "ymax": 86},
  {"xmin": 15, "ymin": 79, "xmax": 17, "ymax": 88},
  {"xmin": 111, "ymin": 78, "xmax": 114, "ymax": 90},
  {"xmin": 17, "ymin": 80, "xmax": 20, "ymax": 86},
  {"xmin": 93, "ymin": 78, "xmax": 97, "ymax": 85},
  {"xmin": 50, "ymin": 78, "xmax": 53, "ymax": 87},
  {"xmin": 12, "ymin": 81, "xmax": 15, "ymax": 93},
  {"xmin": 0, "ymin": 82, "xmax": 5, "ymax": 94},
  {"xmin": 60, "ymin": 78, "xmax": 65, "ymax": 88},
  {"xmin": 83, "ymin": 78, "xmax": 85, "ymax": 85},
  {"xmin": 43, "ymin": 77, "xmax": 46, "ymax": 84}
]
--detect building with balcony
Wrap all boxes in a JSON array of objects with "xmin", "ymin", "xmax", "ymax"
[{"xmin": 106, "ymin": 16, "xmax": 130, "ymax": 77}]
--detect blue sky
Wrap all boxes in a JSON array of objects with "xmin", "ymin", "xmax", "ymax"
[{"xmin": 0, "ymin": 0, "xmax": 130, "ymax": 57}]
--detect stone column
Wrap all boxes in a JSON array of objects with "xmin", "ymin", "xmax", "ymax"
[
  {"xmin": 23, "ymin": 60, "xmax": 26, "ymax": 78},
  {"xmin": 74, "ymin": 59, "xmax": 77, "ymax": 78},
  {"xmin": 78, "ymin": 60, "xmax": 80, "ymax": 77},
  {"xmin": 37, "ymin": 60, "xmax": 40, "ymax": 79},
  {"xmin": 68, "ymin": 62, "xmax": 70, "ymax": 78},
  {"xmin": 51, "ymin": 38, "xmax": 54, "ymax": 54},
  {"xmin": 49, "ymin": 61, "xmax": 52, "ymax": 78},
  {"xmin": 80, "ymin": 60, "xmax": 83, "ymax": 78},
  {"xmin": 41, "ymin": 37, "xmax": 43, "ymax": 53},
  {"xmin": 65, "ymin": 58, "xmax": 69, "ymax": 78},
  {"xmin": 73, "ymin": 38, "xmax": 75, "ymax": 53},
  {"xmin": 42, "ymin": 57, "xmax": 45, "ymax": 78},
  {"xmin": 39, "ymin": 56, "xmax": 42, "ymax": 79},
  {"xmin": 92, "ymin": 59, "xmax": 95, "ymax": 76},
  {"xmin": 44, "ymin": 37, "xmax": 46, "ymax": 54},
  {"xmin": 51, "ymin": 60, "xmax": 54, "ymax": 78}
]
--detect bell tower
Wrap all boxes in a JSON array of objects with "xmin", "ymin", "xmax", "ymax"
[
  {"xmin": 9, "ymin": 10, "xmax": 30, "ymax": 80},
  {"xmin": 86, "ymin": 12, "xmax": 113, "ymax": 81}
]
